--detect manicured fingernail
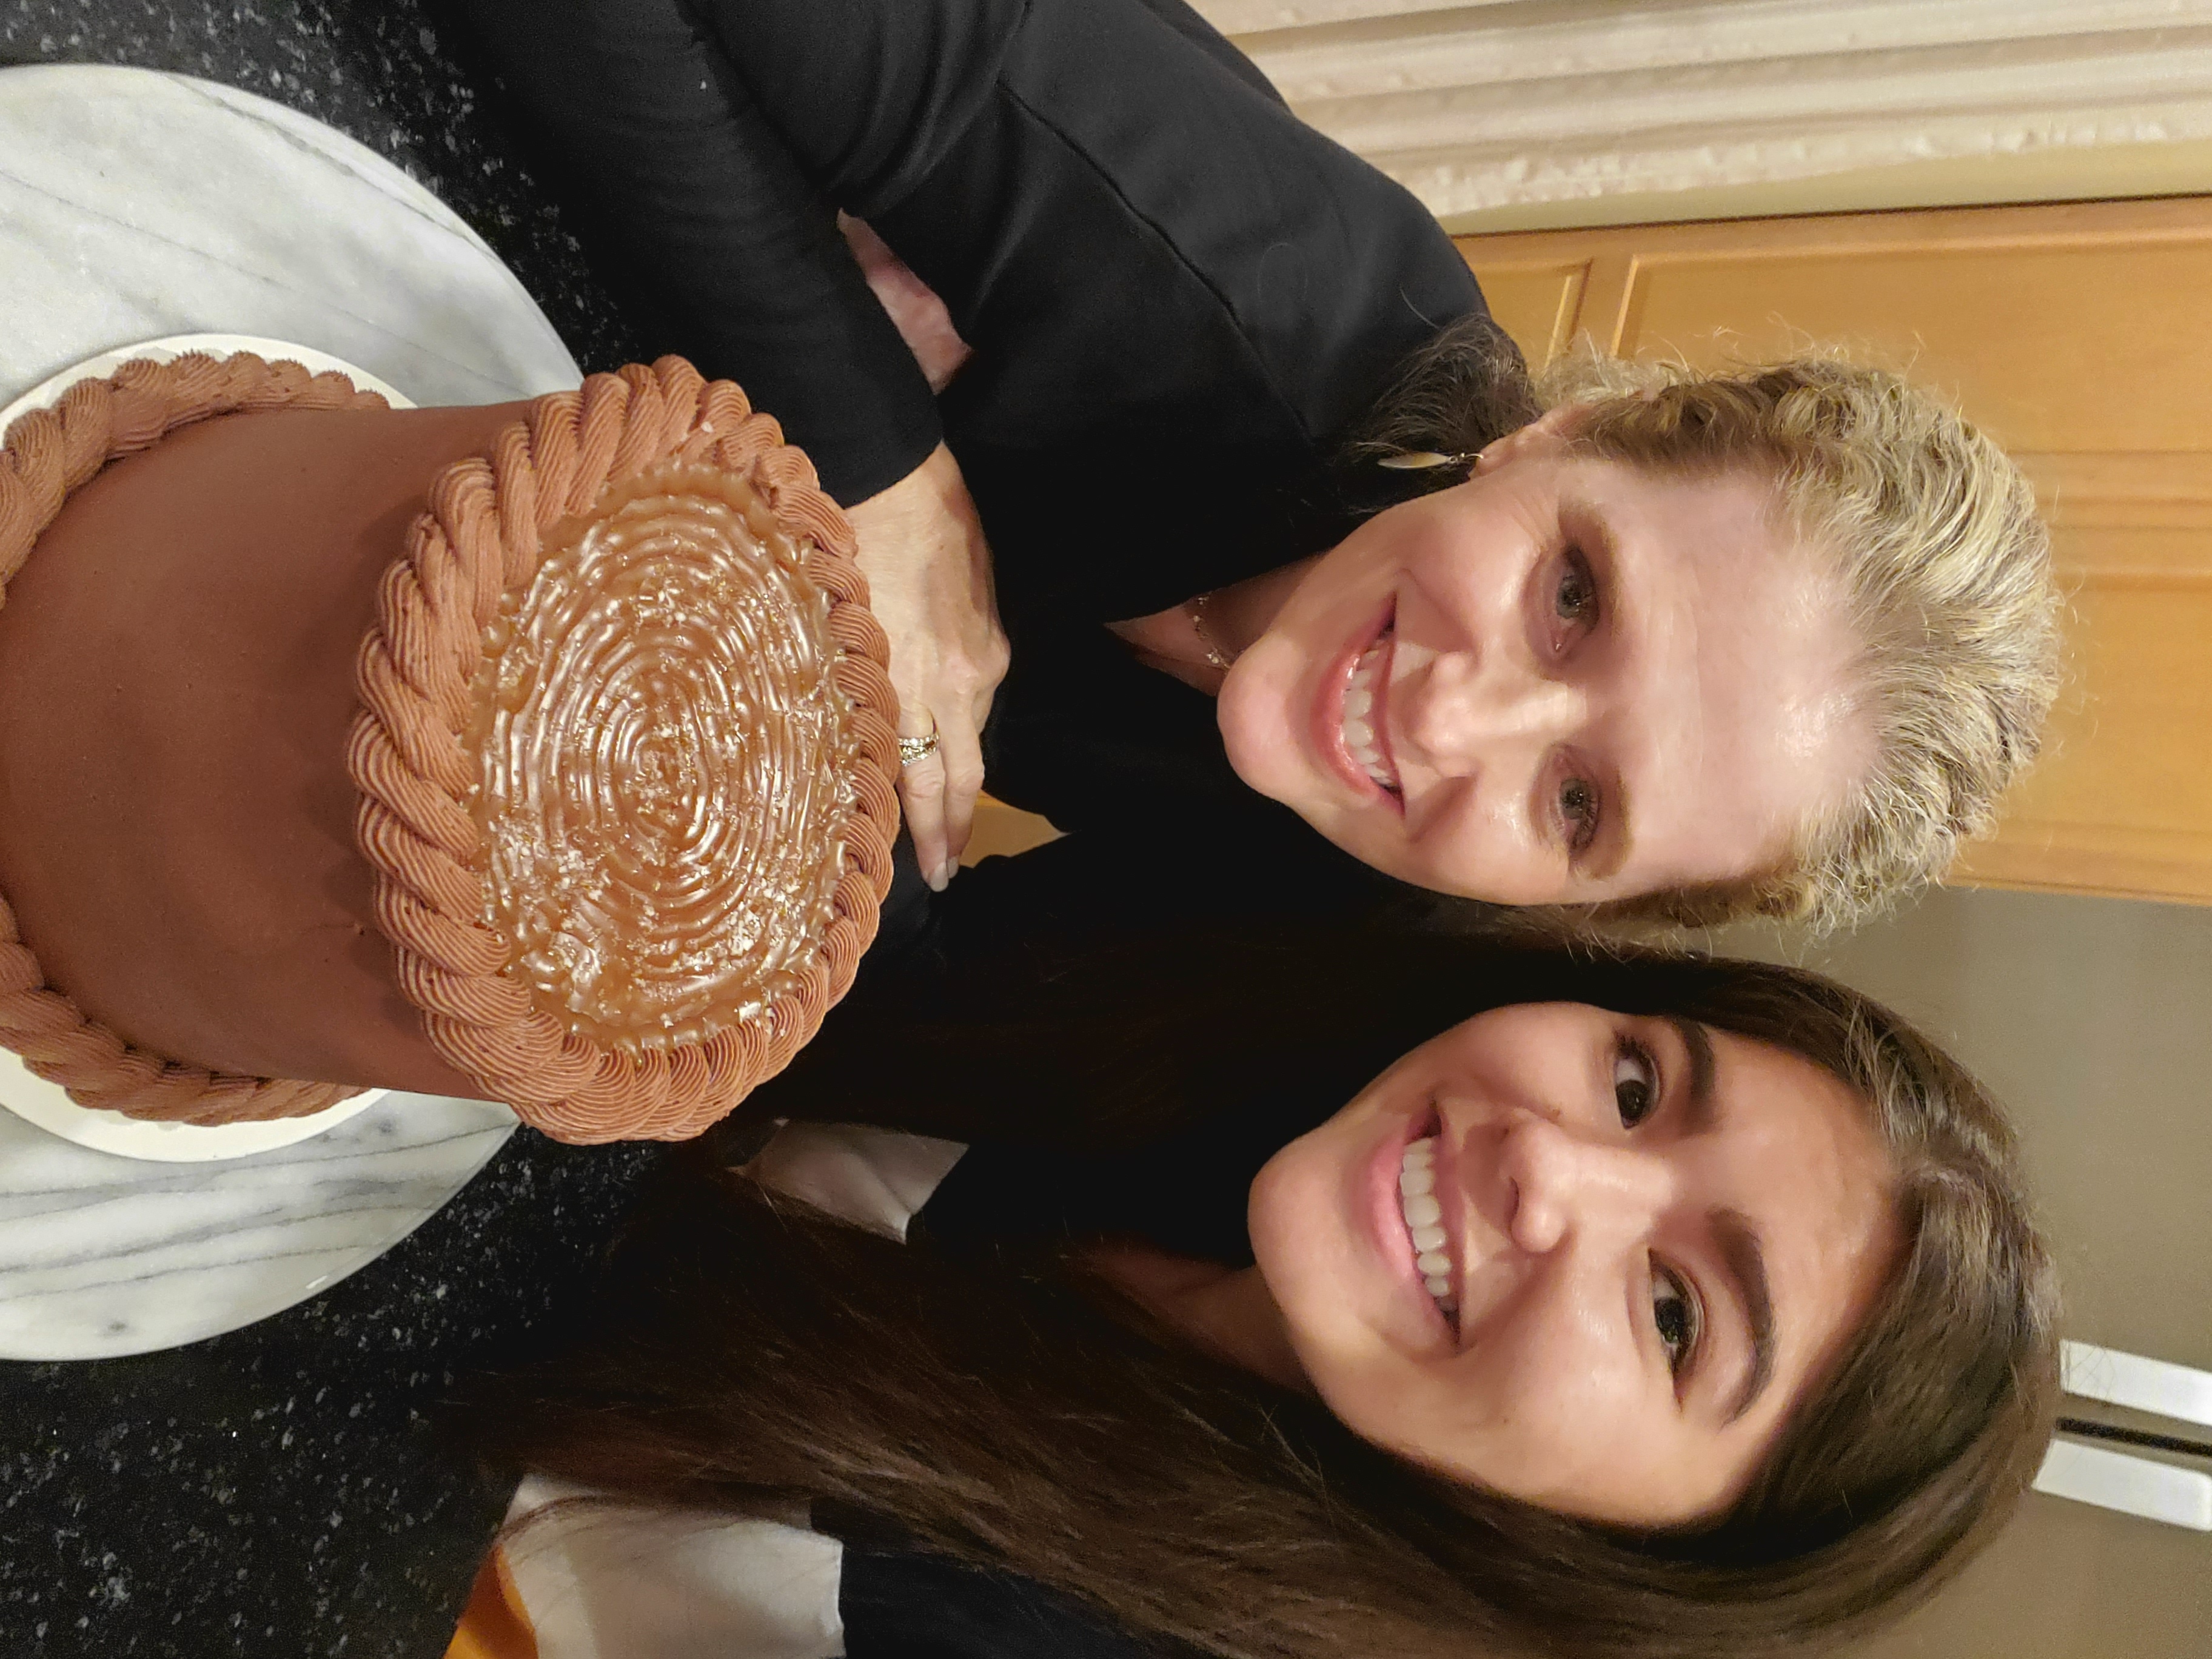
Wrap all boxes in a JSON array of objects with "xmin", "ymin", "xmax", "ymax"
[{"xmin": 925, "ymin": 862, "xmax": 951, "ymax": 893}]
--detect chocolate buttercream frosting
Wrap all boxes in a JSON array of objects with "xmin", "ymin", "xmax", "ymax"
[{"xmin": 0, "ymin": 352, "xmax": 899, "ymax": 1142}]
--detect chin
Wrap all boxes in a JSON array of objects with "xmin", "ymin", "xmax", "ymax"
[
  {"xmin": 1214, "ymin": 659, "xmax": 1306, "ymax": 805},
  {"xmin": 1247, "ymin": 1130, "xmax": 1342, "ymax": 1284}
]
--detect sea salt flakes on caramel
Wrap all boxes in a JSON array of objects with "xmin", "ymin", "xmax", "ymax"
[{"xmin": 469, "ymin": 462, "xmax": 859, "ymax": 1054}]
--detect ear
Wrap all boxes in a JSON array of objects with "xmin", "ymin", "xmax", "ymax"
[{"xmin": 1473, "ymin": 404, "xmax": 1586, "ymax": 473}]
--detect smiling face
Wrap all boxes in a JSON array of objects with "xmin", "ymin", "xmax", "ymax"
[
  {"xmin": 1244, "ymin": 1002, "xmax": 1900, "ymax": 1528},
  {"xmin": 1214, "ymin": 426, "xmax": 1874, "ymax": 905}
]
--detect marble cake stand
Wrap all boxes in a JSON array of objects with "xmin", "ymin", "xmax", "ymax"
[{"xmin": 0, "ymin": 63, "xmax": 585, "ymax": 1359}]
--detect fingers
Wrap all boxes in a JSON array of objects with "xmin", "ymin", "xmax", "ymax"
[
  {"xmin": 897, "ymin": 704, "xmax": 987, "ymax": 893},
  {"xmin": 839, "ymin": 214, "xmax": 974, "ymax": 393},
  {"xmin": 897, "ymin": 723, "xmax": 952, "ymax": 892},
  {"xmin": 933, "ymin": 701, "xmax": 989, "ymax": 879}
]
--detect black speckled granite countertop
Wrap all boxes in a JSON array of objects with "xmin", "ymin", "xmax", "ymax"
[
  {"xmin": 2, "ymin": 1134, "xmax": 665, "ymax": 1657},
  {"xmin": 0, "ymin": 4, "xmax": 668, "ymax": 1654},
  {"xmin": 1, "ymin": 0, "xmax": 648, "ymax": 375}
]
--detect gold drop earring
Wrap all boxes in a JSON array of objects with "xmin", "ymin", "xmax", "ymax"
[
  {"xmin": 1377, "ymin": 443, "xmax": 1504, "ymax": 474},
  {"xmin": 1375, "ymin": 449, "xmax": 1475, "ymax": 472}
]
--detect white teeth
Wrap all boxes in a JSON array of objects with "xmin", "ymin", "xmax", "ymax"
[
  {"xmin": 1341, "ymin": 635, "xmax": 1401, "ymax": 796},
  {"xmin": 1398, "ymin": 1135, "xmax": 1456, "ymax": 1321}
]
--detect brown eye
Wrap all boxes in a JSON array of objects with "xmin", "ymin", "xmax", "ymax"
[
  {"xmin": 1652, "ymin": 1265, "xmax": 1701, "ymax": 1375},
  {"xmin": 1554, "ymin": 551, "xmax": 1598, "ymax": 626},
  {"xmin": 1613, "ymin": 1040, "xmax": 1657, "ymax": 1127},
  {"xmin": 1560, "ymin": 777, "xmax": 1599, "ymax": 851}
]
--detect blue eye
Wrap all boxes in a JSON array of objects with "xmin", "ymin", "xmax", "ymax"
[
  {"xmin": 1561, "ymin": 777, "xmax": 1599, "ymax": 852},
  {"xmin": 1554, "ymin": 551, "xmax": 1598, "ymax": 626}
]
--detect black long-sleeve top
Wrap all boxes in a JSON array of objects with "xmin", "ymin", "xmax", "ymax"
[
  {"xmin": 444, "ymin": 9, "xmax": 1501, "ymax": 1651},
  {"xmin": 460, "ymin": 0, "xmax": 1499, "ymax": 973}
]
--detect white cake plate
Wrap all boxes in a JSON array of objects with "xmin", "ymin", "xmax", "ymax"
[
  {"xmin": 0, "ymin": 63, "xmax": 576, "ymax": 1356},
  {"xmin": 0, "ymin": 331, "xmax": 416, "ymax": 438},
  {"xmin": 0, "ymin": 1050, "xmax": 384, "ymax": 1165}
]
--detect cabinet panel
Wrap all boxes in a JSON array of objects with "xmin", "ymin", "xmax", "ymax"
[
  {"xmin": 1617, "ymin": 241, "xmax": 2212, "ymax": 454},
  {"xmin": 1958, "ymin": 581, "xmax": 2212, "ymax": 900},
  {"xmin": 1466, "ymin": 258, "xmax": 1590, "ymax": 365}
]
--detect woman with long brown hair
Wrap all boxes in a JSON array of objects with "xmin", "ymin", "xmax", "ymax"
[{"xmin": 464, "ymin": 927, "xmax": 2059, "ymax": 1659}]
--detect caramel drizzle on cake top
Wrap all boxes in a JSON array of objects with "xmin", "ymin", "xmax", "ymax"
[
  {"xmin": 471, "ymin": 463, "xmax": 861, "ymax": 1056},
  {"xmin": 349, "ymin": 358, "xmax": 901, "ymax": 1144}
]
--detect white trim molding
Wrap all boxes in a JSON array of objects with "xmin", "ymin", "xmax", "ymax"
[
  {"xmin": 2033, "ymin": 1343, "xmax": 2212, "ymax": 1532},
  {"xmin": 2035, "ymin": 1438, "xmax": 2212, "ymax": 1532},
  {"xmin": 2062, "ymin": 1341, "xmax": 2212, "ymax": 1429},
  {"xmin": 1193, "ymin": 1, "xmax": 2212, "ymax": 222}
]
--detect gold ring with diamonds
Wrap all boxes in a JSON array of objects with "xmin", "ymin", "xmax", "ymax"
[{"xmin": 897, "ymin": 727, "xmax": 940, "ymax": 767}]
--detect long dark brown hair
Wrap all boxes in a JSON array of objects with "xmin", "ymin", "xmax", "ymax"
[{"xmin": 466, "ymin": 927, "xmax": 2059, "ymax": 1659}]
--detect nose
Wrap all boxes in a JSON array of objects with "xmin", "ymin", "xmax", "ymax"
[
  {"xmin": 1401, "ymin": 648, "xmax": 1586, "ymax": 778},
  {"xmin": 1500, "ymin": 1113, "xmax": 1673, "ymax": 1256}
]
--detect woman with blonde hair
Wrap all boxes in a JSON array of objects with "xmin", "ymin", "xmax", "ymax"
[
  {"xmin": 465, "ymin": 927, "xmax": 2060, "ymax": 1659},
  {"xmin": 458, "ymin": 0, "xmax": 2060, "ymax": 954}
]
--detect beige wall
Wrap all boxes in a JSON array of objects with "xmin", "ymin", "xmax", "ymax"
[
  {"xmin": 1859, "ymin": 1486, "xmax": 2211, "ymax": 1659},
  {"xmin": 1731, "ymin": 889, "xmax": 2212, "ymax": 1373},
  {"xmin": 1720, "ymin": 888, "xmax": 2212, "ymax": 1656}
]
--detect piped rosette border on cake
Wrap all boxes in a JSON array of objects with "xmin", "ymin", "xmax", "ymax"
[
  {"xmin": 347, "ymin": 357, "xmax": 900, "ymax": 1144},
  {"xmin": 0, "ymin": 352, "xmax": 386, "ymax": 1124}
]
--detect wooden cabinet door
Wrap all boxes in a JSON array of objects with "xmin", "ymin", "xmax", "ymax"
[{"xmin": 1458, "ymin": 198, "xmax": 2212, "ymax": 904}]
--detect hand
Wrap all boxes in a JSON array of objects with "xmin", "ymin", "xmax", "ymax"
[
  {"xmin": 844, "ymin": 443, "xmax": 1010, "ymax": 890},
  {"xmin": 839, "ymin": 213, "xmax": 973, "ymax": 392}
]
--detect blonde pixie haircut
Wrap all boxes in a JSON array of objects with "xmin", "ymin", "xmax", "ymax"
[{"xmin": 1536, "ymin": 354, "xmax": 2061, "ymax": 931}]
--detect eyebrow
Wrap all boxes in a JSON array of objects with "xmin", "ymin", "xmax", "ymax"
[
  {"xmin": 1562, "ymin": 499, "xmax": 1632, "ymax": 882},
  {"xmin": 1665, "ymin": 1017, "xmax": 1717, "ymax": 1129},
  {"xmin": 1715, "ymin": 1208, "xmax": 1777, "ymax": 1424},
  {"xmin": 1662, "ymin": 1021, "xmax": 1774, "ymax": 1421},
  {"xmin": 1580, "ymin": 766, "xmax": 1634, "ymax": 883}
]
